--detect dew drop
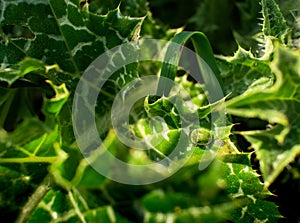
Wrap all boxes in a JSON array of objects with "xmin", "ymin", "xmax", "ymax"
[{"xmin": 189, "ymin": 128, "xmax": 212, "ymax": 146}]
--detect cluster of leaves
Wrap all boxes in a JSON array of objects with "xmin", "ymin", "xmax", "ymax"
[{"xmin": 0, "ymin": 0, "xmax": 299, "ymax": 222}]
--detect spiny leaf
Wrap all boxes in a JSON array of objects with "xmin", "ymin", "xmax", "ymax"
[
  {"xmin": 25, "ymin": 188, "xmax": 132, "ymax": 223},
  {"xmin": 0, "ymin": 0, "xmax": 142, "ymax": 73},
  {"xmin": 261, "ymin": 0, "xmax": 289, "ymax": 43},
  {"xmin": 143, "ymin": 202, "xmax": 240, "ymax": 223},
  {"xmin": 227, "ymin": 45, "xmax": 300, "ymax": 187},
  {"xmin": 217, "ymin": 46, "xmax": 274, "ymax": 98}
]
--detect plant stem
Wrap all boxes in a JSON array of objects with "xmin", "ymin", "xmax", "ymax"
[
  {"xmin": 0, "ymin": 156, "xmax": 57, "ymax": 163},
  {"xmin": 15, "ymin": 174, "xmax": 54, "ymax": 223}
]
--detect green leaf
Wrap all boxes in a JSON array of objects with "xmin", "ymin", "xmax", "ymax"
[
  {"xmin": 0, "ymin": 78, "xmax": 69, "ymax": 221},
  {"xmin": 276, "ymin": 0, "xmax": 300, "ymax": 48},
  {"xmin": 0, "ymin": 79, "xmax": 69, "ymax": 164},
  {"xmin": 0, "ymin": 68, "xmax": 20, "ymax": 86},
  {"xmin": 141, "ymin": 154, "xmax": 281, "ymax": 223},
  {"xmin": 220, "ymin": 155, "xmax": 282, "ymax": 222},
  {"xmin": 0, "ymin": 120, "xmax": 56, "ymax": 161},
  {"xmin": 261, "ymin": 0, "xmax": 289, "ymax": 44},
  {"xmin": 217, "ymin": 46, "xmax": 274, "ymax": 98},
  {"xmin": 42, "ymin": 81, "xmax": 69, "ymax": 117},
  {"xmin": 0, "ymin": 0, "xmax": 142, "ymax": 73},
  {"xmin": 227, "ymin": 45, "xmax": 300, "ymax": 186},
  {"xmin": 89, "ymin": 0, "xmax": 149, "ymax": 17},
  {"xmin": 144, "ymin": 201, "xmax": 239, "ymax": 223},
  {"xmin": 158, "ymin": 31, "xmax": 221, "ymax": 96},
  {"xmin": 142, "ymin": 190, "xmax": 198, "ymax": 213},
  {"xmin": 25, "ymin": 188, "xmax": 133, "ymax": 223}
]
